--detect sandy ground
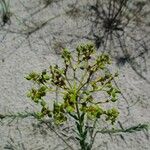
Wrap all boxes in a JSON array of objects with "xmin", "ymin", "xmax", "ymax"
[{"xmin": 0, "ymin": 0, "xmax": 150, "ymax": 149}]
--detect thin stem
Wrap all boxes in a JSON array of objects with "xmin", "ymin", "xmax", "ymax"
[{"xmin": 89, "ymin": 118, "xmax": 98, "ymax": 149}]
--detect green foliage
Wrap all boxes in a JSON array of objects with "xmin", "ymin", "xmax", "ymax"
[
  {"xmin": 26, "ymin": 43, "xmax": 121, "ymax": 149},
  {"xmin": 97, "ymin": 123, "xmax": 149, "ymax": 134}
]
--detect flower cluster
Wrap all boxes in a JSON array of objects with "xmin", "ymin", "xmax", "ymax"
[{"xmin": 26, "ymin": 43, "xmax": 120, "ymax": 126}]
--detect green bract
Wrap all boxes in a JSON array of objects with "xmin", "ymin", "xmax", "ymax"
[{"xmin": 26, "ymin": 43, "xmax": 120, "ymax": 150}]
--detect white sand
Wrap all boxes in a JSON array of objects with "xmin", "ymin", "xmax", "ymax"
[{"xmin": 0, "ymin": 0, "xmax": 150, "ymax": 149}]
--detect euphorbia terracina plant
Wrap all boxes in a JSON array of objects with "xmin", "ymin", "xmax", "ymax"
[{"xmin": 26, "ymin": 43, "xmax": 121, "ymax": 150}]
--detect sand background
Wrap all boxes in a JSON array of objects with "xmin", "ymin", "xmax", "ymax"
[{"xmin": 0, "ymin": 0, "xmax": 150, "ymax": 149}]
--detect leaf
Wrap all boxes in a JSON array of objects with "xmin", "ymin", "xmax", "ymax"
[
  {"xmin": 83, "ymin": 129, "xmax": 88, "ymax": 139},
  {"xmin": 80, "ymin": 113, "xmax": 85, "ymax": 122},
  {"xmin": 69, "ymin": 113, "xmax": 78, "ymax": 120},
  {"xmin": 76, "ymin": 121, "xmax": 82, "ymax": 133},
  {"xmin": 125, "ymin": 124, "xmax": 149, "ymax": 133},
  {"xmin": 75, "ymin": 136, "xmax": 81, "ymax": 141}
]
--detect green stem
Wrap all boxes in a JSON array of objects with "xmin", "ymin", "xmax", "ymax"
[{"xmin": 75, "ymin": 96, "xmax": 87, "ymax": 150}]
